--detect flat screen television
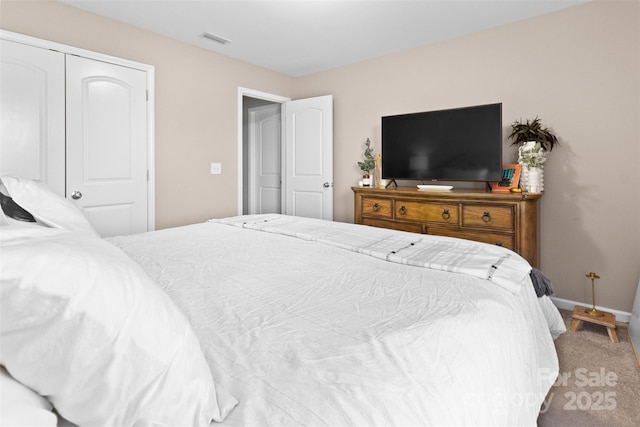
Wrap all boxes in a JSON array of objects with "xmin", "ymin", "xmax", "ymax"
[{"xmin": 381, "ymin": 103, "xmax": 502, "ymax": 182}]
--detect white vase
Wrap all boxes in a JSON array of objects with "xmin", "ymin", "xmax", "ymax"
[
  {"xmin": 518, "ymin": 141, "xmax": 546, "ymax": 193},
  {"xmin": 522, "ymin": 166, "xmax": 544, "ymax": 193}
]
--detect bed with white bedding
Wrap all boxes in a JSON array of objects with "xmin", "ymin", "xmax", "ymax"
[{"xmin": 0, "ymin": 176, "xmax": 565, "ymax": 426}]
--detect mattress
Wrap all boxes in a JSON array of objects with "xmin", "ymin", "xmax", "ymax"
[{"xmin": 107, "ymin": 214, "xmax": 561, "ymax": 426}]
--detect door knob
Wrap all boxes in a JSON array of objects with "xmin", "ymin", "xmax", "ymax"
[
  {"xmin": 71, "ymin": 190, "xmax": 83, "ymax": 200},
  {"xmin": 323, "ymin": 182, "xmax": 331, "ymax": 188}
]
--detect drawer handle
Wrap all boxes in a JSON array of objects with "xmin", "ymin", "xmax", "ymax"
[
  {"xmin": 442, "ymin": 209, "xmax": 451, "ymax": 220},
  {"xmin": 482, "ymin": 211, "xmax": 492, "ymax": 223},
  {"xmin": 372, "ymin": 203, "xmax": 379, "ymax": 212},
  {"xmin": 399, "ymin": 206, "xmax": 407, "ymax": 216}
]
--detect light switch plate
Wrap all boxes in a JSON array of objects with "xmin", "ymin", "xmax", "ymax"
[{"xmin": 210, "ymin": 162, "xmax": 222, "ymax": 175}]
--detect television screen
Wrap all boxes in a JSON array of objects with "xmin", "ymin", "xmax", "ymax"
[{"xmin": 381, "ymin": 103, "xmax": 502, "ymax": 182}]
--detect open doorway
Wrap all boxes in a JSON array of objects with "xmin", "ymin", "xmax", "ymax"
[
  {"xmin": 238, "ymin": 88, "xmax": 334, "ymax": 220},
  {"xmin": 243, "ymin": 97, "xmax": 281, "ymax": 214},
  {"xmin": 238, "ymin": 88, "xmax": 290, "ymax": 216}
]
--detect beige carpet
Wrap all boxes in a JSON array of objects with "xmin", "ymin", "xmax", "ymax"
[{"xmin": 537, "ymin": 309, "xmax": 640, "ymax": 426}]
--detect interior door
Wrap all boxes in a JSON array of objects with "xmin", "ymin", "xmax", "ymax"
[
  {"xmin": 66, "ymin": 55, "xmax": 148, "ymax": 237},
  {"xmin": 248, "ymin": 103, "xmax": 281, "ymax": 214},
  {"xmin": 283, "ymin": 95, "xmax": 333, "ymax": 220},
  {"xmin": 0, "ymin": 40, "xmax": 65, "ymax": 195}
]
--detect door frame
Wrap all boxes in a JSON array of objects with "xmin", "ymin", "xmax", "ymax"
[
  {"xmin": 0, "ymin": 29, "xmax": 156, "ymax": 231},
  {"xmin": 237, "ymin": 87, "xmax": 290, "ymax": 215}
]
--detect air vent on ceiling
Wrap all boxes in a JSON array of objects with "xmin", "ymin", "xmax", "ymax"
[{"xmin": 201, "ymin": 32, "xmax": 232, "ymax": 45}]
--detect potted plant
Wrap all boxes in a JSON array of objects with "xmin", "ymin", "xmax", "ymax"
[
  {"xmin": 508, "ymin": 117, "xmax": 560, "ymax": 193},
  {"xmin": 508, "ymin": 117, "xmax": 559, "ymax": 152},
  {"xmin": 357, "ymin": 138, "xmax": 375, "ymax": 186}
]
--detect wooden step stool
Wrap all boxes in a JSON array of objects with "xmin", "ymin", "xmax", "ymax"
[{"xmin": 570, "ymin": 306, "xmax": 618, "ymax": 343}]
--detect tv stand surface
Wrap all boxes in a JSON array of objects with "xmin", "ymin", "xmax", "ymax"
[{"xmin": 352, "ymin": 186, "xmax": 541, "ymax": 267}]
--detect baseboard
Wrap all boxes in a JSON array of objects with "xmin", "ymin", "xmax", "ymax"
[{"xmin": 550, "ymin": 296, "xmax": 632, "ymax": 324}]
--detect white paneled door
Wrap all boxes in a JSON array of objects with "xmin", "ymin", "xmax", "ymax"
[
  {"xmin": 0, "ymin": 40, "xmax": 66, "ymax": 195},
  {"xmin": 65, "ymin": 55, "xmax": 148, "ymax": 237},
  {"xmin": 283, "ymin": 95, "xmax": 333, "ymax": 220}
]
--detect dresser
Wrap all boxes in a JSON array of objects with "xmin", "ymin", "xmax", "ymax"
[{"xmin": 352, "ymin": 186, "xmax": 541, "ymax": 267}]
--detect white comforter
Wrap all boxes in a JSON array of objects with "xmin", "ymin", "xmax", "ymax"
[{"xmin": 108, "ymin": 215, "xmax": 560, "ymax": 426}]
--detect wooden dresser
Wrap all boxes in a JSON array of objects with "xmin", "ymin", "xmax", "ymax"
[{"xmin": 352, "ymin": 186, "xmax": 541, "ymax": 267}]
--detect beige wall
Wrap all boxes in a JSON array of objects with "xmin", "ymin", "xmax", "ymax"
[
  {"xmin": 292, "ymin": 0, "xmax": 640, "ymax": 313},
  {"xmin": 2, "ymin": 0, "xmax": 638, "ymax": 313}
]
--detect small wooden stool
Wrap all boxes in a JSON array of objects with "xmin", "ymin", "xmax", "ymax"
[{"xmin": 570, "ymin": 306, "xmax": 618, "ymax": 343}]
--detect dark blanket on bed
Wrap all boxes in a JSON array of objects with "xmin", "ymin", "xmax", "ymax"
[
  {"xmin": 530, "ymin": 268, "xmax": 554, "ymax": 297},
  {"xmin": 0, "ymin": 191, "xmax": 36, "ymax": 222}
]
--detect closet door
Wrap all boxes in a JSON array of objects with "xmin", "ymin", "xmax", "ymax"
[
  {"xmin": 66, "ymin": 55, "xmax": 148, "ymax": 237},
  {"xmin": 0, "ymin": 40, "xmax": 65, "ymax": 195}
]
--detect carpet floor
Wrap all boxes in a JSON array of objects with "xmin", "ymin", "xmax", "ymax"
[{"xmin": 537, "ymin": 309, "xmax": 640, "ymax": 426}]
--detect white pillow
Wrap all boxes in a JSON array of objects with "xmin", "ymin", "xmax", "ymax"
[
  {"xmin": 0, "ymin": 176, "xmax": 98, "ymax": 236},
  {"xmin": 0, "ymin": 365, "xmax": 57, "ymax": 427},
  {"xmin": 0, "ymin": 227, "xmax": 237, "ymax": 426}
]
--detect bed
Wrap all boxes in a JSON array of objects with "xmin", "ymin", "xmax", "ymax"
[{"xmin": 0, "ymin": 176, "xmax": 565, "ymax": 426}]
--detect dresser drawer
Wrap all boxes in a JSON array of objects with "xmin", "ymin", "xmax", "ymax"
[
  {"xmin": 429, "ymin": 228, "xmax": 515, "ymax": 251},
  {"xmin": 361, "ymin": 197, "xmax": 393, "ymax": 218},
  {"xmin": 462, "ymin": 205, "xmax": 513, "ymax": 229},
  {"xmin": 395, "ymin": 201, "xmax": 459, "ymax": 224}
]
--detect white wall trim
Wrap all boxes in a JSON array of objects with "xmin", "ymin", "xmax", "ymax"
[
  {"xmin": 237, "ymin": 87, "xmax": 290, "ymax": 215},
  {"xmin": 551, "ymin": 296, "xmax": 632, "ymax": 323},
  {"xmin": 1, "ymin": 29, "xmax": 156, "ymax": 232},
  {"xmin": 146, "ymin": 70, "xmax": 156, "ymax": 231}
]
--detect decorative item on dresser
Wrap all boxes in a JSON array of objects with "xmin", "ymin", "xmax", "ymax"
[
  {"xmin": 353, "ymin": 186, "xmax": 541, "ymax": 267},
  {"xmin": 508, "ymin": 117, "xmax": 560, "ymax": 194},
  {"xmin": 491, "ymin": 164, "xmax": 521, "ymax": 193},
  {"xmin": 373, "ymin": 154, "xmax": 383, "ymax": 189},
  {"xmin": 357, "ymin": 137, "xmax": 375, "ymax": 187}
]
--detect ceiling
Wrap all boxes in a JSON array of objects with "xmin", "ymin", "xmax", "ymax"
[{"xmin": 58, "ymin": 0, "xmax": 588, "ymax": 77}]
